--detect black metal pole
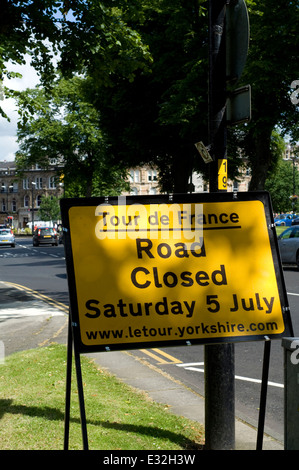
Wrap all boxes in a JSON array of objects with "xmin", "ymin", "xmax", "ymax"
[
  {"xmin": 204, "ymin": 342, "xmax": 235, "ymax": 449},
  {"xmin": 256, "ymin": 339, "xmax": 271, "ymax": 450},
  {"xmin": 204, "ymin": 0, "xmax": 235, "ymax": 450}
]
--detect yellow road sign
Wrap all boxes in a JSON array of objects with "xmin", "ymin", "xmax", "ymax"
[{"xmin": 61, "ymin": 192, "xmax": 292, "ymax": 352}]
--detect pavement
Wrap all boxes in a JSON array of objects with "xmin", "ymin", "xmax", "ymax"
[{"xmin": 0, "ymin": 281, "xmax": 284, "ymax": 451}]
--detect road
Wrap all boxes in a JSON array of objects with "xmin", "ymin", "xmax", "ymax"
[
  {"xmin": 0, "ymin": 237, "xmax": 69, "ymax": 304},
  {"xmin": 0, "ymin": 236, "xmax": 298, "ymax": 443}
]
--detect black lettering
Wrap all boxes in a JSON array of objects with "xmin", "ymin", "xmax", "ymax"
[
  {"xmin": 117, "ymin": 298, "xmax": 127, "ymax": 316},
  {"xmin": 230, "ymin": 212, "xmax": 239, "ymax": 223},
  {"xmin": 201, "ymin": 323, "xmax": 209, "ymax": 334},
  {"xmin": 136, "ymin": 238, "xmax": 154, "ymax": 259},
  {"xmin": 181, "ymin": 271, "xmax": 193, "ymax": 287},
  {"xmin": 170, "ymin": 301, "xmax": 183, "ymax": 315},
  {"xmin": 163, "ymin": 271, "xmax": 178, "ymax": 287},
  {"xmin": 85, "ymin": 299, "xmax": 101, "ymax": 318},
  {"xmin": 155, "ymin": 297, "xmax": 169, "ymax": 315},
  {"xmin": 110, "ymin": 215, "xmax": 120, "ymax": 226},
  {"xmin": 86, "ymin": 330, "xmax": 98, "ymax": 339},
  {"xmin": 241, "ymin": 297, "xmax": 254, "ymax": 311},
  {"xmin": 131, "ymin": 266, "xmax": 151, "ymax": 288},
  {"xmin": 103, "ymin": 303, "xmax": 116, "ymax": 317},
  {"xmin": 190, "ymin": 241, "xmax": 206, "ymax": 257},
  {"xmin": 195, "ymin": 271, "xmax": 209, "ymax": 286},
  {"xmin": 157, "ymin": 242, "xmax": 172, "ymax": 258},
  {"xmin": 129, "ymin": 303, "xmax": 143, "ymax": 316},
  {"xmin": 207, "ymin": 213, "xmax": 218, "ymax": 224},
  {"xmin": 174, "ymin": 242, "xmax": 189, "ymax": 258},
  {"xmin": 153, "ymin": 266, "xmax": 163, "ymax": 287},
  {"xmin": 219, "ymin": 213, "xmax": 229, "ymax": 223},
  {"xmin": 211, "ymin": 264, "xmax": 227, "ymax": 285},
  {"xmin": 148, "ymin": 211, "xmax": 159, "ymax": 225}
]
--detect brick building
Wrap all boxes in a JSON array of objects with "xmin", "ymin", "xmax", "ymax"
[
  {"xmin": 0, "ymin": 160, "xmax": 64, "ymax": 230},
  {"xmin": 2, "ymin": 143, "xmax": 296, "ymax": 229},
  {"xmin": 122, "ymin": 166, "xmax": 159, "ymax": 195}
]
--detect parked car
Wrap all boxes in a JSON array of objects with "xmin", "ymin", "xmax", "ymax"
[
  {"xmin": 0, "ymin": 228, "xmax": 15, "ymax": 247},
  {"xmin": 275, "ymin": 213, "xmax": 297, "ymax": 226},
  {"xmin": 33, "ymin": 227, "xmax": 58, "ymax": 246},
  {"xmin": 292, "ymin": 216, "xmax": 299, "ymax": 225},
  {"xmin": 277, "ymin": 226, "xmax": 299, "ymax": 268}
]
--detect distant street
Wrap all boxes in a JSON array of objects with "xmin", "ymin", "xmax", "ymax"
[
  {"xmin": 1, "ymin": 236, "xmax": 299, "ymax": 443},
  {"xmin": 0, "ymin": 237, "xmax": 69, "ymax": 305}
]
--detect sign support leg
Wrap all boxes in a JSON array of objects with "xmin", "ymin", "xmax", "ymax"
[
  {"xmin": 64, "ymin": 314, "xmax": 73, "ymax": 450},
  {"xmin": 64, "ymin": 314, "xmax": 89, "ymax": 450},
  {"xmin": 73, "ymin": 338, "xmax": 89, "ymax": 450},
  {"xmin": 256, "ymin": 339, "xmax": 271, "ymax": 450}
]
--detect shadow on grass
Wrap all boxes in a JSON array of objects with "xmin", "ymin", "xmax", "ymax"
[{"xmin": 0, "ymin": 399, "xmax": 203, "ymax": 450}]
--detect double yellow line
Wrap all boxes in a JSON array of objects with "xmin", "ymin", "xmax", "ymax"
[
  {"xmin": 1, "ymin": 282, "xmax": 182, "ymax": 363},
  {"xmin": 140, "ymin": 348, "xmax": 182, "ymax": 364},
  {"xmin": 1, "ymin": 281, "xmax": 69, "ymax": 314}
]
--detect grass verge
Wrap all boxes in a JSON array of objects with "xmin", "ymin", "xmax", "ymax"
[{"xmin": 0, "ymin": 344, "xmax": 204, "ymax": 450}]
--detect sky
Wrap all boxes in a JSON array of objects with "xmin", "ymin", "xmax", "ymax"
[{"xmin": 0, "ymin": 57, "xmax": 40, "ymax": 162}]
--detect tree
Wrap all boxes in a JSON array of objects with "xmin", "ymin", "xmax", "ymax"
[
  {"xmin": 91, "ymin": 0, "xmax": 299, "ymax": 193},
  {"xmin": 1, "ymin": 1, "xmax": 151, "ymax": 117},
  {"xmin": 236, "ymin": 0, "xmax": 299, "ymax": 190},
  {"xmin": 6, "ymin": 1, "xmax": 298, "ymax": 195},
  {"xmin": 265, "ymin": 159, "xmax": 299, "ymax": 213},
  {"xmin": 15, "ymin": 76, "xmax": 130, "ymax": 197},
  {"xmin": 38, "ymin": 195, "xmax": 60, "ymax": 222},
  {"xmin": 91, "ymin": 0, "xmax": 217, "ymax": 193}
]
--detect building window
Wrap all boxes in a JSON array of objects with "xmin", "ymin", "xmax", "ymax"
[
  {"xmin": 129, "ymin": 170, "xmax": 140, "ymax": 183},
  {"xmin": 1, "ymin": 198, "xmax": 6, "ymax": 211},
  {"xmin": 35, "ymin": 177, "xmax": 43, "ymax": 189},
  {"xmin": 12, "ymin": 198, "xmax": 16, "ymax": 212},
  {"xmin": 23, "ymin": 178, "xmax": 29, "ymax": 190},
  {"xmin": 36, "ymin": 195, "xmax": 42, "ymax": 207},
  {"xmin": 24, "ymin": 195, "xmax": 29, "ymax": 207},
  {"xmin": 49, "ymin": 176, "xmax": 56, "ymax": 189},
  {"xmin": 148, "ymin": 170, "xmax": 157, "ymax": 182}
]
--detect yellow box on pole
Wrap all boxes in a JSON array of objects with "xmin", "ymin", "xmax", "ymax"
[{"xmin": 218, "ymin": 159, "xmax": 227, "ymax": 190}]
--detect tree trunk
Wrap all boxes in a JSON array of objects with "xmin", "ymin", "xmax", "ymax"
[
  {"xmin": 172, "ymin": 151, "xmax": 194, "ymax": 193},
  {"xmin": 248, "ymin": 126, "xmax": 273, "ymax": 191},
  {"xmin": 84, "ymin": 152, "xmax": 95, "ymax": 197}
]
